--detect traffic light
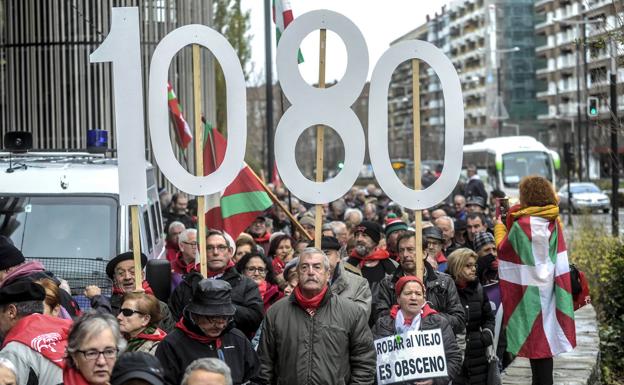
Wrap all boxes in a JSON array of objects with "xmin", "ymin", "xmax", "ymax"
[
  {"xmin": 587, "ymin": 97, "xmax": 599, "ymax": 117},
  {"xmin": 563, "ymin": 142, "xmax": 575, "ymax": 166}
]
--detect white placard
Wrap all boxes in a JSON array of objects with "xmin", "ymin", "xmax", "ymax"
[{"xmin": 375, "ymin": 328, "xmax": 448, "ymax": 384}]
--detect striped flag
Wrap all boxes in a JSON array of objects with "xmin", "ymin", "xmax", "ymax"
[
  {"xmin": 273, "ymin": 0, "xmax": 303, "ymax": 63},
  {"xmin": 498, "ymin": 214, "xmax": 576, "ymax": 358},
  {"xmin": 203, "ymin": 123, "xmax": 273, "ymax": 239},
  {"xmin": 167, "ymin": 82, "xmax": 193, "ymax": 148}
]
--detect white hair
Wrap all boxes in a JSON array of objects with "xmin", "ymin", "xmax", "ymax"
[
  {"xmin": 435, "ymin": 216, "xmax": 454, "ymax": 231},
  {"xmin": 178, "ymin": 228, "xmax": 197, "ymax": 244},
  {"xmin": 344, "ymin": 208, "xmax": 363, "ymax": 222},
  {"xmin": 297, "ymin": 247, "xmax": 330, "ymax": 272},
  {"xmin": 181, "ymin": 358, "xmax": 232, "ymax": 385}
]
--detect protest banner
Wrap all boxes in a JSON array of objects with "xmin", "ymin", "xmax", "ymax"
[{"xmin": 375, "ymin": 328, "xmax": 447, "ymax": 384}]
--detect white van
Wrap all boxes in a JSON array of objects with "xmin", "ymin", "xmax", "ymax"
[{"xmin": 0, "ymin": 151, "xmax": 165, "ymax": 296}]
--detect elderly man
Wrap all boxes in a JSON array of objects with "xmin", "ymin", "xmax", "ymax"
[
  {"xmin": 454, "ymin": 194, "xmax": 467, "ymax": 221},
  {"xmin": 435, "ymin": 215, "xmax": 459, "ymax": 257},
  {"xmin": 168, "ymin": 230, "xmax": 263, "ymax": 337},
  {"xmin": 172, "ymin": 229, "xmax": 198, "ymax": 275},
  {"xmin": 165, "ymin": 221, "xmax": 186, "ymax": 263},
  {"xmin": 374, "ymin": 232, "xmax": 465, "ymax": 334},
  {"xmin": 345, "ymin": 221, "xmax": 397, "ymax": 289},
  {"xmin": 383, "ymin": 215, "xmax": 408, "ymax": 261},
  {"xmin": 0, "ymin": 281, "xmax": 72, "ymax": 385},
  {"xmin": 258, "ymin": 248, "xmax": 376, "ymax": 384},
  {"xmin": 329, "ymin": 221, "xmax": 349, "ymax": 249},
  {"xmin": 164, "ymin": 193, "xmax": 195, "ymax": 229},
  {"xmin": 156, "ymin": 280, "xmax": 258, "ymax": 385},
  {"xmin": 343, "ymin": 208, "xmax": 363, "ymax": 231},
  {"xmin": 181, "ymin": 358, "xmax": 233, "ymax": 385}
]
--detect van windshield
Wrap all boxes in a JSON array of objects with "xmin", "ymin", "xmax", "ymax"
[
  {"xmin": 0, "ymin": 195, "xmax": 117, "ymax": 259},
  {"xmin": 502, "ymin": 151, "xmax": 553, "ymax": 188}
]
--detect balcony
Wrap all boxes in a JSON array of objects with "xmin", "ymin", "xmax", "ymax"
[{"xmin": 535, "ymin": 0, "xmax": 553, "ymax": 9}]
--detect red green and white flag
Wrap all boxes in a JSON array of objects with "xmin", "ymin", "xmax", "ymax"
[
  {"xmin": 203, "ymin": 123, "xmax": 272, "ymax": 239},
  {"xmin": 167, "ymin": 82, "xmax": 193, "ymax": 148},
  {"xmin": 273, "ymin": 0, "xmax": 304, "ymax": 63},
  {"xmin": 498, "ymin": 216, "xmax": 576, "ymax": 358}
]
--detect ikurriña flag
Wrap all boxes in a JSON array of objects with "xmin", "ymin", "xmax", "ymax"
[
  {"xmin": 167, "ymin": 82, "xmax": 193, "ymax": 148},
  {"xmin": 203, "ymin": 123, "xmax": 272, "ymax": 239},
  {"xmin": 497, "ymin": 208, "xmax": 576, "ymax": 359},
  {"xmin": 273, "ymin": 0, "xmax": 304, "ymax": 63}
]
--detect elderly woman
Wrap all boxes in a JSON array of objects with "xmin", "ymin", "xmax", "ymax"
[
  {"xmin": 446, "ymin": 248, "xmax": 495, "ymax": 385},
  {"xmin": 267, "ymin": 234, "xmax": 295, "ymax": 287},
  {"xmin": 64, "ymin": 312, "xmax": 127, "ymax": 385},
  {"xmin": 372, "ymin": 276, "xmax": 462, "ymax": 385},
  {"xmin": 117, "ymin": 292, "xmax": 167, "ymax": 354},
  {"xmin": 0, "ymin": 358, "xmax": 17, "ymax": 385},
  {"xmin": 235, "ymin": 252, "xmax": 283, "ymax": 312}
]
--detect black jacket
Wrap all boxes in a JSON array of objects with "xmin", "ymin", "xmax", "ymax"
[
  {"xmin": 371, "ymin": 307, "xmax": 463, "ymax": 385},
  {"xmin": 90, "ymin": 293, "xmax": 175, "ymax": 333},
  {"xmin": 455, "ymin": 281, "xmax": 495, "ymax": 385},
  {"xmin": 155, "ymin": 315, "xmax": 259, "ymax": 385},
  {"xmin": 374, "ymin": 262, "xmax": 466, "ymax": 334},
  {"xmin": 168, "ymin": 268, "xmax": 263, "ymax": 337},
  {"xmin": 464, "ymin": 178, "xmax": 488, "ymax": 204}
]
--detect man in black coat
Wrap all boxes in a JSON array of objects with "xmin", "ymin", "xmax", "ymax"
[
  {"xmin": 168, "ymin": 230, "xmax": 263, "ymax": 337},
  {"xmin": 156, "ymin": 279, "xmax": 258, "ymax": 385},
  {"xmin": 464, "ymin": 165, "xmax": 488, "ymax": 204}
]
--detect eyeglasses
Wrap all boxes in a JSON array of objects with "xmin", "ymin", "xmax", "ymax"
[
  {"xmin": 182, "ymin": 241, "xmax": 198, "ymax": 247},
  {"xmin": 77, "ymin": 348, "xmax": 118, "ymax": 361},
  {"xmin": 206, "ymin": 245, "xmax": 229, "ymax": 252},
  {"xmin": 245, "ymin": 267, "xmax": 267, "ymax": 275},
  {"xmin": 193, "ymin": 314, "xmax": 230, "ymax": 325},
  {"xmin": 119, "ymin": 308, "xmax": 144, "ymax": 317}
]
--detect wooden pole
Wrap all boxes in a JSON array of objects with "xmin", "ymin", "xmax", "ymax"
[
  {"xmin": 130, "ymin": 205, "xmax": 143, "ymax": 291},
  {"xmin": 193, "ymin": 45, "xmax": 207, "ymax": 278},
  {"xmin": 314, "ymin": 29, "xmax": 327, "ymax": 249},
  {"xmin": 412, "ymin": 59, "xmax": 424, "ymax": 281}
]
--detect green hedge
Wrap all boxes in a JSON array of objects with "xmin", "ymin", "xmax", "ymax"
[{"xmin": 569, "ymin": 225, "xmax": 624, "ymax": 385}]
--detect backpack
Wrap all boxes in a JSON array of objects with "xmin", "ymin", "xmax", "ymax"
[{"xmin": 569, "ymin": 264, "xmax": 591, "ymax": 310}]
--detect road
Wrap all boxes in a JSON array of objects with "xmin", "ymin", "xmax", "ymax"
[{"xmin": 560, "ymin": 208, "xmax": 624, "ymax": 239}]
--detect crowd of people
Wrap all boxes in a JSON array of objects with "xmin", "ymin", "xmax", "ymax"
[{"xmin": 0, "ymin": 172, "xmax": 573, "ymax": 385}]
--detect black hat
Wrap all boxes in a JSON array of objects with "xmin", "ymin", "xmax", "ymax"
[
  {"xmin": 353, "ymin": 221, "xmax": 383, "ymax": 245},
  {"xmin": 454, "ymin": 219, "xmax": 467, "ymax": 232},
  {"xmin": 320, "ymin": 236, "xmax": 341, "ymax": 251},
  {"xmin": 0, "ymin": 281, "xmax": 46, "ymax": 306},
  {"xmin": 106, "ymin": 251, "xmax": 148, "ymax": 279},
  {"xmin": 466, "ymin": 196, "xmax": 486, "ymax": 209},
  {"xmin": 185, "ymin": 279, "xmax": 236, "ymax": 317},
  {"xmin": 110, "ymin": 352, "xmax": 165, "ymax": 385},
  {"xmin": 423, "ymin": 226, "xmax": 444, "ymax": 242},
  {"xmin": 0, "ymin": 243, "xmax": 25, "ymax": 271}
]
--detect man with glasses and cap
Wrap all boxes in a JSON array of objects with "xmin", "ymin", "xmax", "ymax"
[{"xmin": 155, "ymin": 279, "xmax": 258, "ymax": 385}]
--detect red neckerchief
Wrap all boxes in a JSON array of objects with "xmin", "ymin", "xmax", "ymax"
[
  {"xmin": 349, "ymin": 248, "xmax": 390, "ymax": 267},
  {"xmin": 390, "ymin": 303, "xmax": 438, "ymax": 324},
  {"xmin": 262, "ymin": 282, "xmax": 284, "ymax": 312},
  {"xmin": 203, "ymin": 260, "xmax": 235, "ymax": 278},
  {"xmin": 62, "ymin": 366, "xmax": 90, "ymax": 385},
  {"xmin": 2, "ymin": 314, "xmax": 72, "ymax": 368},
  {"xmin": 436, "ymin": 252, "xmax": 447, "ymax": 264},
  {"xmin": 294, "ymin": 285, "xmax": 328, "ymax": 311},
  {"xmin": 171, "ymin": 252, "xmax": 192, "ymax": 274},
  {"xmin": 135, "ymin": 327, "xmax": 167, "ymax": 342},
  {"xmin": 258, "ymin": 280, "xmax": 268, "ymax": 298},
  {"xmin": 112, "ymin": 280, "xmax": 154, "ymax": 296},
  {"xmin": 272, "ymin": 257, "xmax": 285, "ymax": 275},
  {"xmin": 253, "ymin": 231, "xmax": 271, "ymax": 245},
  {"xmin": 175, "ymin": 318, "xmax": 222, "ymax": 348}
]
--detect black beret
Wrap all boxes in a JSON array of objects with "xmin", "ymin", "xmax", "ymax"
[
  {"xmin": 0, "ymin": 243, "xmax": 25, "ymax": 271},
  {"xmin": 106, "ymin": 251, "xmax": 148, "ymax": 279},
  {"xmin": 0, "ymin": 281, "xmax": 46, "ymax": 305},
  {"xmin": 320, "ymin": 236, "xmax": 341, "ymax": 251}
]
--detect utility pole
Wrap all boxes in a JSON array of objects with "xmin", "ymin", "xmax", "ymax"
[
  {"xmin": 609, "ymin": 37, "xmax": 619, "ymax": 236},
  {"xmin": 581, "ymin": 21, "xmax": 590, "ymax": 181},
  {"xmin": 575, "ymin": 29, "xmax": 584, "ymax": 181},
  {"xmin": 264, "ymin": 0, "xmax": 274, "ymax": 181}
]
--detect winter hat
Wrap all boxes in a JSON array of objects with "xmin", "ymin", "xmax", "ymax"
[
  {"xmin": 395, "ymin": 275, "xmax": 426, "ymax": 297},
  {"xmin": 423, "ymin": 226, "xmax": 444, "ymax": 243},
  {"xmin": 466, "ymin": 196, "xmax": 486, "ymax": 209},
  {"xmin": 110, "ymin": 352, "xmax": 165, "ymax": 385},
  {"xmin": 473, "ymin": 232, "xmax": 495, "ymax": 253},
  {"xmin": 384, "ymin": 214, "xmax": 408, "ymax": 237},
  {"xmin": 0, "ymin": 281, "xmax": 46, "ymax": 305},
  {"xmin": 0, "ymin": 243, "xmax": 25, "ymax": 271},
  {"xmin": 353, "ymin": 221, "xmax": 383, "ymax": 245},
  {"xmin": 319, "ymin": 236, "xmax": 341, "ymax": 251}
]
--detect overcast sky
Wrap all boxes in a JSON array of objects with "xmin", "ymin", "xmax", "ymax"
[{"xmin": 241, "ymin": 0, "xmax": 448, "ymax": 85}]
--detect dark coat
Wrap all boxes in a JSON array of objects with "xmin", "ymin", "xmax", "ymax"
[
  {"xmin": 374, "ymin": 263, "xmax": 466, "ymax": 334},
  {"xmin": 371, "ymin": 306, "xmax": 463, "ymax": 385},
  {"xmin": 155, "ymin": 317, "xmax": 259, "ymax": 385},
  {"xmin": 168, "ymin": 268, "xmax": 263, "ymax": 337},
  {"xmin": 257, "ymin": 289, "xmax": 377, "ymax": 385},
  {"xmin": 455, "ymin": 281, "xmax": 495, "ymax": 385},
  {"xmin": 464, "ymin": 178, "xmax": 488, "ymax": 203}
]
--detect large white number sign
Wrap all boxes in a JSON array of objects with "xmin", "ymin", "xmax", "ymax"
[{"xmin": 91, "ymin": 7, "xmax": 464, "ymax": 210}]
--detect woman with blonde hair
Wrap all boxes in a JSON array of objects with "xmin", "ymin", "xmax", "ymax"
[{"xmin": 447, "ymin": 248, "xmax": 495, "ymax": 385}]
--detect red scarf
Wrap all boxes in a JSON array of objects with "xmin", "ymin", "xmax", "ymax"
[
  {"xmin": 294, "ymin": 285, "xmax": 328, "ymax": 312},
  {"xmin": 349, "ymin": 248, "xmax": 390, "ymax": 267},
  {"xmin": 135, "ymin": 327, "xmax": 167, "ymax": 342},
  {"xmin": 112, "ymin": 280, "xmax": 154, "ymax": 295},
  {"xmin": 436, "ymin": 252, "xmax": 448, "ymax": 264},
  {"xmin": 171, "ymin": 252, "xmax": 191, "ymax": 274},
  {"xmin": 165, "ymin": 240, "xmax": 180, "ymax": 262},
  {"xmin": 175, "ymin": 318, "xmax": 222, "ymax": 348},
  {"xmin": 2, "ymin": 314, "xmax": 72, "ymax": 368},
  {"xmin": 261, "ymin": 282, "xmax": 284, "ymax": 312},
  {"xmin": 62, "ymin": 366, "xmax": 91, "ymax": 385},
  {"xmin": 390, "ymin": 303, "xmax": 438, "ymax": 324},
  {"xmin": 253, "ymin": 231, "xmax": 271, "ymax": 245},
  {"xmin": 272, "ymin": 257, "xmax": 285, "ymax": 275},
  {"xmin": 204, "ymin": 260, "xmax": 235, "ymax": 278}
]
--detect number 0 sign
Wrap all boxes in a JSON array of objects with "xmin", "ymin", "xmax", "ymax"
[{"xmin": 91, "ymin": 7, "xmax": 464, "ymax": 210}]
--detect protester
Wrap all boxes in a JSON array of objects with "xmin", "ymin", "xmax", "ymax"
[
  {"xmin": 267, "ymin": 234, "xmax": 295, "ymax": 287},
  {"xmin": 0, "ymin": 358, "xmax": 17, "ymax": 385},
  {"xmin": 117, "ymin": 292, "xmax": 166, "ymax": 354},
  {"xmin": 156, "ymin": 280, "xmax": 258, "ymax": 385},
  {"xmin": 466, "ymin": 196, "xmax": 487, "ymax": 214},
  {"xmin": 435, "ymin": 215, "xmax": 460, "ymax": 257},
  {"xmin": 86, "ymin": 252, "xmax": 174, "ymax": 333},
  {"xmin": 446, "ymin": 248, "xmax": 495, "ymax": 385},
  {"xmin": 235, "ymin": 252, "xmax": 283, "ymax": 312},
  {"xmin": 465, "ymin": 213, "xmax": 487, "ymax": 251},
  {"xmin": 473, "ymin": 232, "xmax": 499, "ymax": 285},
  {"xmin": 384, "ymin": 214, "xmax": 409, "ymax": 261},
  {"xmin": 171, "ymin": 229, "xmax": 198, "ymax": 277},
  {"xmin": 257, "ymin": 248, "xmax": 376, "ymax": 384},
  {"xmin": 233, "ymin": 236, "xmax": 256, "ymax": 263},
  {"xmin": 329, "ymin": 221, "xmax": 349, "ymax": 249},
  {"xmin": 454, "ymin": 194, "xmax": 468, "ymax": 221},
  {"xmin": 164, "ymin": 193, "xmax": 195, "ymax": 229},
  {"xmin": 372, "ymin": 276, "xmax": 462, "ymax": 385},
  {"xmin": 423, "ymin": 226, "xmax": 448, "ymax": 272},
  {"xmin": 345, "ymin": 221, "xmax": 397, "ymax": 288},
  {"xmin": 431, "ymin": 208, "xmax": 447, "ymax": 221},
  {"xmin": 180, "ymin": 358, "xmax": 233, "ymax": 385},
  {"xmin": 495, "ymin": 176, "xmax": 576, "ymax": 385},
  {"xmin": 0, "ymin": 281, "xmax": 71, "ymax": 385},
  {"xmin": 110, "ymin": 352, "xmax": 165, "ymax": 385},
  {"xmin": 281, "ymin": 258, "xmax": 299, "ymax": 297},
  {"xmin": 374, "ymin": 231, "xmax": 465, "ymax": 334},
  {"xmin": 464, "ymin": 165, "xmax": 488, "ymax": 204},
  {"xmin": 454, "ymin": 219, "xmax": 468, "ymax": 247},
  {"xmin": 35, "ymin": 278, "xmax": 62, "ymax": 317},
  {"xmin": 343, "ymin": 208, "xmax": 363, "ymax": 231},
  {"xmin": 246, "ymin": 216, "xmax": 271, "ymax": 255},
  {"xmin": 164, "ymin": 221, "xmax": 185, "ymax": 263},
  {"xmin": 168, "ymin": 230, "xmax": 263, "ymax": 337}
]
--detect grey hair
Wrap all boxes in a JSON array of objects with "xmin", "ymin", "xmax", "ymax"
[
  {"xmin": 329, "ymin": 221, "xmax": 347, "ymax": 233},
  {"xmin": 167, "ymin": 221, "xmax": 185, "ymax": 235},
  {"xmin": 0, "ymin": 357, "xmax": 17, "ymax": 381},
  {"xmin": 297, "ymin": 247, "xmax": 330, "ymax": 272},
  {"xmin": 66, "ymin": 312, "xmax": 126, "ymax": 366},
  {"xmin": 344, "ymin": 208, "xmax": 363, "ymax": 222},
  {"xmin": 178, "ymin": 228, "xmax": 197, "ymax": 244},
  {"xmin": 206, "ymin": 229, "xmax": 231, "ymax": 249},
  {"xmin": 181, "ymin": 358, "xmax": 233, "ymax": 385},
  {"xmin": 435, "ymin": 216, "xmax": 454, "ymax": 231}
]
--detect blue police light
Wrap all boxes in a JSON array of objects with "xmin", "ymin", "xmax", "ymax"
[{"xmin": 87, "ymin": 129, "xmax": 108, "ymax": 153}]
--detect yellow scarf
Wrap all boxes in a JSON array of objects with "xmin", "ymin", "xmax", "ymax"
[{"xmin": 511, "ymin": 205, "xmax": 561, "ymax": 223}]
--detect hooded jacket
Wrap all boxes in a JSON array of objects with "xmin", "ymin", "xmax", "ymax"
[
  {"xmin": 331, "ymin": 262, "xmax": 372, "ymax": 318},
  {"xmin": 257, "ymin": 288, "xmax": 376, "ymax": 385}
]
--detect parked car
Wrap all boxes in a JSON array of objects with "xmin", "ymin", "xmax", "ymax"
[{"xmin": 557, "ymin": 182, "xmax": 610, "ymax": 214}]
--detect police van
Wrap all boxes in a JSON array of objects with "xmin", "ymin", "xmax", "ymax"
[{"xmin": 0, "ymin": 132, "xmax": 166, "ymax": 300}]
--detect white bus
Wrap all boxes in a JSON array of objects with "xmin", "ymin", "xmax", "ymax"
[{"xmin": 462, "ymin": 136, "xmax": 560, "ymax": 199}]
